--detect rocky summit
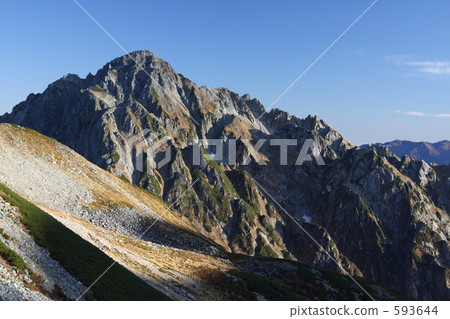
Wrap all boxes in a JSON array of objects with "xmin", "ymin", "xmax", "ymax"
[{"xmin": 0, "ymin": 50, "xmax": 449, "ymax": 300}]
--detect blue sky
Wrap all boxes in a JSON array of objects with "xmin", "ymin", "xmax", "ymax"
[{"xmin": 1, "ymin": 0, "xmax": 449, "ymax": 145}]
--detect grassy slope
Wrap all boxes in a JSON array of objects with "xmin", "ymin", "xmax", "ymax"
[
  {"xmin": 0, "ymin": 183, "xmax": 171, "ymax": 301},
  {"xmin": 0, "ymin": 240, "xmax": 30, "ymax": 272}
]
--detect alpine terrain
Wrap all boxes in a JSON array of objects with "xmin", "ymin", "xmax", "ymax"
[{"xmin": 0, "ymin": 50, "xmax": 448, "ymax": 300}]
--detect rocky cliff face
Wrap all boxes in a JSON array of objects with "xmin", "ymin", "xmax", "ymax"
[{"xmin": 1, "ymin": 50, "xmax": 448, "ymax": 300}]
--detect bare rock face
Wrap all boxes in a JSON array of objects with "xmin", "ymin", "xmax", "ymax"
[{"xmin": 1, "ymin": 50, "xmax": 449, "ymax": 300}]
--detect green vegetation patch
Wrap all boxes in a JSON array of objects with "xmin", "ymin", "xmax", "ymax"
[
  {"xmin": 262, "ymin": 218, "xmax": 281, "ymax": 246},
  {"xmin": 0, "ymin": 240, "xmax": 30, "ymax": 272},
  {"xmin": 91, "ymin": 85, "xmax": 105, "ymax": 93},
  {"xmin": 0, "ymin": 183, "xmax": 171, "ymax": 301},
  {"xmin": 112, "ymin": 151, "xmax": 120, "ymax": 164},
  {"xmin": 150, "ymin": 87, "xmax": 160, "ymax": 105},
  {"xmin": 204, "ymin": 224, "xmax": 212, "ymax": 233},
  {"xmin": 119, "ymin": 174, "xmax": 130, "ymax": 183},
  {"xmin": 137, "ymin": 171, "xmax": 162, "ymax": 198},
  {"xmin": 202, "ymin": 148, "xmax": 238, "ymax": 197},
  {"xmin": 194, "ymin": 169, "xmax": 232, "ymax": 222},
  {"xmin": 147, "ymin": 114, "xmax": 160, "ymax": 131},
  {"xmin": 260, "ymin": 244, "xmax": 277, "ymax": 258}
]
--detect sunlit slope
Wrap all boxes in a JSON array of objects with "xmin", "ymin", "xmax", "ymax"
[{"xmin": 0, "ymin": 124, "xmax": 218, "ymax": 250}]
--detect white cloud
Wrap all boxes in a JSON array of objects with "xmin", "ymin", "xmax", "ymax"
[
  {"xmin": 397, "ymin": 110, "xmax": 426, "ymax": 116},
  {"xmin": 387, "ymin": 55, "xmax": 450, "ymax": 75},
  {"xmin": 397, "ymin": 110, "xmax": 450, "ymax": 118}
]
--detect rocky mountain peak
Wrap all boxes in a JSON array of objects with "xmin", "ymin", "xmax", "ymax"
[
  {"xmin": 62, "ymin": 73, "xmax": 82, "ymax": 82},
  {"xmin": 99, "ymin": 50, "xmax": 162, "ymax": 73}
]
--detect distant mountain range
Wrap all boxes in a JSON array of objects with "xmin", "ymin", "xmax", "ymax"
[{"xmin": 361, "ymin": 140, "xmax": 450, "ymax": 165}]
